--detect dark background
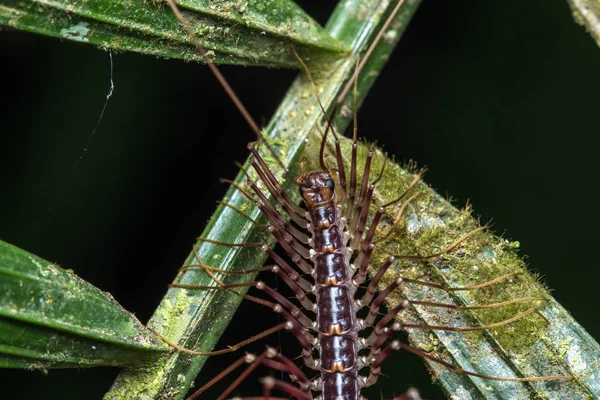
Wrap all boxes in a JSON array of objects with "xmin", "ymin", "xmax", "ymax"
[{"xmin": 2, "ymin": 0, "xmax": 599, "ymax": 399}]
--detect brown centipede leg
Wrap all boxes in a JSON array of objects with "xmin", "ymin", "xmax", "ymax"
[
  {"xmin": 391, "ymin": 225, "xmax": 488, "ymax": 261},
  {"xmin": 242, "ymin": 162, "xmax": 308, "ymax": 228},
  {"xmin": 264, "ymin": 266, "xmax": 315, "ymax": 315},
  {"xmin": 366, "ymin": 339, "xmax": 571, "ymax": 385},
  {"xmin": 150, "ymin": 321, "xmax": 287, "ymax": 357},
  {"xmin": 185, "ymin": 348, "xmax": 311, "ymax": 400},
  {"xmin": 215, "ymin": 350, "xmax": 312, "ymax": 400},
  {"xmin": 353, "ymin": 207, "xmax": 386, "ymax": 272},
  {"xmin": 177, "ymin": 244, "xmax": 269, "ymax": 277},
  {"xmin": 252, "ymin": 190, "xmax": 309, "ymax": 244},
  {"xmin": 263, "ymin": 247, "xmax": 312, "ymax": 290},
  {"xmin": 167, "ymin": 279, "xmax": 317, "ymax": 366},
  {"xmin": 349, "ymin": 157, "xmax": 387, "ymax": 248},
  {"xmin": 227, "ymin": 354, "xmax": 315, "ymax": 400},
  {"xmin": 404, "ymin": 272, "xmax": 523, "ymax": 292},
  {"xmin": 353, "ymin": 192, "xmax": 422, "ymax": 277},
  {"xmin": 364, "ymin": 307, "xmax": 550, "ymax": 355},
  {"xmin": 247, "ymin": 144, "xmax": 307, "ymax": 218},
  {"xmin": 355, "ymin": 150, "xmax": 373, "ymax": 208},
  {"xmin": 173, "ymin": 251, "xmax": 315, "ymax": 327},
  {"xmin": 402, "ymin": 308, "xmax": 549, "ymax": 332},
  {"xmin": 220, "ymin": 178, "xmax": 259, "ymax": 203},
  {"xmin": 362, "ymin": 275, "xmax": 548, "ymax": 330},
  {"xmin": 359, "ymin": 256, "xmax": 396, "ymax": 304},
  {"xmin": 171, "ymin": 251, "xmax": 317, "ymax": 366},
  {"xmin": 217, "ymin": 200, "xmax": 266, "ymax": 227},
  {"xmin": 409, "ymin": 296, "xmax": 548, "ymax": 310},
  {"xmin": 267, "ymin": 223, "xmax": 311, "ymax": 260}
]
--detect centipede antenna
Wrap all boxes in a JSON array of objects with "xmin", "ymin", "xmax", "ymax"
[
  {"xmin": 164, "ymin": 0, "xmax": 292, "ymax": 179},
  {"xmin": 352, "ymin": 54, "xmax": 359, "ymax": 142},
  {"xmin": 290, "ymin": 45, "xmax": 337, "ymax": 171},
  {"xmin": 336, "ymin": 0, "xmax": 407, "ymax": 106}
]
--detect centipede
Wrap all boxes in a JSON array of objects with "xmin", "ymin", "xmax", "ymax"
[
  {"xmin": 5, "ymin": 0, "xmax": 595, "ymax": 399},
  {"xmin": 139, "ymin": 1, "xmax": 573, "ymax": 399}
]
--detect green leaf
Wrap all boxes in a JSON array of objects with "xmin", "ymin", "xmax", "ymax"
[
  {"xmin": 0, "ymin": 240, "xmax": 169, "ymax": 369},
  {"xmin": 0, "ymin": 0, "xmax": 348, "ymax": 67},
  {"xmin": 105, "ymin": 1, "xmax": 423, "ymax": 399},
  {"xmin": 355, "ymin": 142, "xmax": 600, "ymax": 399}
]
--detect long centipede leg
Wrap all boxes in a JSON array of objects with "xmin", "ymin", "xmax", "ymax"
[
  {"xmin": 355, "ymin": 150, "xmax": 373, "ymax": 208},
  {"xmin": 199, "ymin": 348, "xmax": 310, "ymax": 400},
  {"xmin": 184, "ymin": 352, "xmax": 256, "ymax": 400},
  {"xmin": 403, "ymin": 308, "xmax": 549, "ymax": 332},
  {"xmin": 404, "ymin": 272, "xmax": 523, "ymax": 292},
  {"xmin": 175, "ymin": 247, "xmax": 314, "ymax": 320},
  {"xmin": 221, "ymin": 353, "xmax": 314, "ymax": 400},
  {"xmin": 366, "ymin": 340, "xmax": 571, "ymax": 386},
  {"xmin": 149, "ymin": 322, "xmax": 287, "ymax": 357},
  {"xmin": 179, "ymin": 244, "xmax": 269, "ymax": 274},
  {"xmin": 169, "ymin": 279, "xmax": 316, "ymax": 361},
  {"xmin": 170, "ymin": 245, "xmax": 317, "ymax": 364},
  {"xmin": 363, "ymin": 273, "xmax": 549, "ymax": 327},
  {"xmin": 349, "ymin": 157, "xmax": 386, "ymax": 248},
  {"xmin": 391, "ymin": 225, "xmax": 488, "ymax": 260},
  {"xmin": 254, "ymin": 194, "xmax": 310, "ymax": 245},
  {"xmin": 220, "ymin": 178, "xmax": 259, "ymax": 203},
  {"xmin": 244, "ymin": 160, "xmax": 308, "ymax": 228},
  {"xmin": 248, "ymin": 145, "xmax": 307, "ymax": 218},
  {"xmin": 217, "ymin": 200, "xmax": 266, "ymax": 227}
]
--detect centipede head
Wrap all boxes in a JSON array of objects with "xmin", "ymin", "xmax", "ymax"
[{"xmin": 296, "ymin": 171, "xmax": 336, "ymax": 208}]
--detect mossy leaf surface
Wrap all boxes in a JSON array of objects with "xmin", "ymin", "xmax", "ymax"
[
  {"xmin": 0, "ymin": 240, "xmax": 168, "ymax": 369},
  {"xmin": 349, "ymin": 140, "xmax": 600, "ymax": 399},
  {"xmin": 0, "ymin": 0, "xmax": 347, "ymax": 67}
]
